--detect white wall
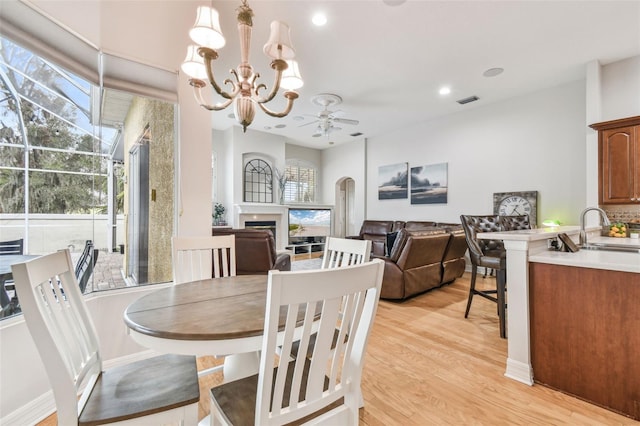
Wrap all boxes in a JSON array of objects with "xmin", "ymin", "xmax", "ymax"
[
  {"xmin": 176, "ymin": 72, "xmax": 213, "ymax": 236},
  {"xmin": 601, "ymin": 55, "xmax": 640, "ymax": 121},
  {"xmin": 321, "ymin": 139, "xmax": 367, "ymax": 236},
  {"xmin": 366, "ymin": 81, "xmax": 587, "ymax": 227}
]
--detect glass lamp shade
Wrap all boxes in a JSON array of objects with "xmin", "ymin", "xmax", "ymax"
[
  {"xmin": 181, "ymin": 45, "xmax": 207, "ymax": 79},
  {"xmin": 542, "ymin": 219, "xmax": 561, "ymax": 227},
  {"xmin": 263, "ymin": 21, "xmax": 295, "ymax": 60},
  {"xmin": 189, "ymin": 6, "xmax": 226, "ymax": 49},
  {"xmin": 280, "ymin": 60, "xmax": 303, "ymax": 90}
]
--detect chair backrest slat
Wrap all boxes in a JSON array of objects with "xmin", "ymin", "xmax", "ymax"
[
  {"xmin": 257, "ymin": 259, "xmax": 384, "ymax": 425},
  {"xmin": 321, "ymin": 237, "xmax": 371, "ymax": 270},
  {"xmin": 172, "ymin": 235, "xmax": 236, "ymax": 284},
  {"xmin": 11, "ymin": 249, "xmax": 102, "ymax": 424},
  {"xmin": 0, "ymin": 238, "xmax": 24, "ymax": 255}
]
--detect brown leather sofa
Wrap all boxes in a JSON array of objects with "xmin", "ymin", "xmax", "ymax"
[
  {"xmin": 348, "ymin": 220, "xmax": 462, "ymax": 257},
  {"xmin": 346, "ymin": 220, "xmax": 405, "ymax": 256},
  {"xmin": 378, "ymin": 228, "xmax": 467, "ymax": 300},
  {"xmin": 212, "ymin": 228, "xmax": 291, "ymax": 275}
]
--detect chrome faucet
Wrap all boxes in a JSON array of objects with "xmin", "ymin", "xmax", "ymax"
[{"xmin": 579, "ymin": 207, "xmax": 611, "ymax": 246}]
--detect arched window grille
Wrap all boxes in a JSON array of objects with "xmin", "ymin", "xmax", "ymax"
[{"xmin": 244, "ymin": 159, "xmax": 273, "ymax": 203}]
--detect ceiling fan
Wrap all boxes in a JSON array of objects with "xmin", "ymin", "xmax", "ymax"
[{"xmin": 301, "ymin": 93, "xmax": 359, "ymax": 138}]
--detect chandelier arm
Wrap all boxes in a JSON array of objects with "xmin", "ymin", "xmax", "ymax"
[
  {"xmin": 253, "ymin": 60, "xmax": 286, "ymax": 104},
  {"xmin": 199, "ymin": 47, "xmax": 237, "ymax": 100},
  {"xmin": 190, "ymin": 82, "xmax": 235, "ymax": 111},
  {"xmin": 257, "ymin": 91, "xmax": 299, "ymax": 118}
]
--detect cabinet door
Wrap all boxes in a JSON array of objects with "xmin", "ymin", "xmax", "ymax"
[{"xmin": 600, "ymin": 125, "xmax": 638, "ymax": 204}]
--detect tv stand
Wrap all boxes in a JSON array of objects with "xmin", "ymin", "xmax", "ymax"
[{"xmin": 286, "ymin": 237, "xmax": 326, "ymax": 260}]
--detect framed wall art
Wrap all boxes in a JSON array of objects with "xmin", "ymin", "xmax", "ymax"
[
  {"xmin": 411, "ymin": 162, "xmax": 448, "ymax": 204},
  {"xmin": 378, "ymin": 162, "xmax": 408, "ymax": 200}
]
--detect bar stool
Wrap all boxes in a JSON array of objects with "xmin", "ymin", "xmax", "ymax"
[{"xmin": 460, "ymin": 215, "xmax": 507, "ymax": 338}]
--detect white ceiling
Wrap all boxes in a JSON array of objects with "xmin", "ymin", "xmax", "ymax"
[
  {"xmin": 199, "ymin": 0, "xmax": 640, "ymax": 149},
  {"xmin": 15, "ymin": 0, "xmax": 640, "ymax": 149}
]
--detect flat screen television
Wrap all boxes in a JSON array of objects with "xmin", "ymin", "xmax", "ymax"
[{"xmin": 288, "ymin": 208, "xmax": 331, "ymax": 244}]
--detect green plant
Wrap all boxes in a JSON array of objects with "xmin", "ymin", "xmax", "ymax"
[{"xmin": 213, "ymin": 203, "xmax": 226, "ymax": 219}]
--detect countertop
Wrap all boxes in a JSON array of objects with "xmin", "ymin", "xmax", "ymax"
[
  {"xmin": 529, "ymin": 235, "xmax": 640, "ymax": 274},
  {"xmin": 477, "ymin": 226, "xmax": 640, "ymax": 273}
]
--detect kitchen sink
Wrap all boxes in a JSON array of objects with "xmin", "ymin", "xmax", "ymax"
[{"xmin": 580, "ymin": 243, "xmax": 640, "ymax": 254}]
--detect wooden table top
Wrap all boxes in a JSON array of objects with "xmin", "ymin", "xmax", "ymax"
[{"xmin": 124, "ymin": 274, "xmax": 290, "ymax": 344}]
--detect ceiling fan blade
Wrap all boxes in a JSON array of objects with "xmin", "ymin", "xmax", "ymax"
[
  {"xmin": 333, "ymin": 118, "xmax": 359, "ymax": 125},
  {"xmin": 299, "ymin": 120, "xmax": 320, "ymax": 128}
]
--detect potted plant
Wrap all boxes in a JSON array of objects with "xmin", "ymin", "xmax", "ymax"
[{"xmin": 213, "ymin": 203, "xmax": 226, "ymax": 226}]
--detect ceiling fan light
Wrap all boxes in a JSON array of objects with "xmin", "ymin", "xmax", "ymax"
[
  {"xmin": 181, "ymin": 45, "xmax": 208, "ymax": 79},
  {"xmin": 281, "ymin": 60, "xmax": 303, "ymax": 90},
  {"xmin": 190, "ymin": 6, "xmax": 226, "ymax": 49},
  {"xmin": 263, "ymin": 21, "xmax": 295, "ymax": 60}
]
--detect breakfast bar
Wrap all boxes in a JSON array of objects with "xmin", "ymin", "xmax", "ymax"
[{"xmin": 479, "ymin": 226, "xmax": 640, "ymax": 420}]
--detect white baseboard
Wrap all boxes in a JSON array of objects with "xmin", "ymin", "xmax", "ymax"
[{"xmin": 1, "ymin": 390, "xmax": 55, "ymax": 426}]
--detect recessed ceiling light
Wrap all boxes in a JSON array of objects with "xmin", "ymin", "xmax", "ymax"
[
  {"xmin": 329, "ymin": 141, "xmax": 335, "ymax": 145},
  {"xmin": 274, "ymin": 124, "xmax": 286, "ymax": 129},
  {"xmin": 292, "ymin": 116, "xmax": 304, "ymax": 121},
  {"xmin": 312, "ymin": 13, "xmax": 327, "ymax": 26},
  {"xmin": 383, "ymin": 0, "xmax": 406, "ymax": 5},
  {"xmin": 227, "ymin": 113, "xmax": 235, "ymax": 119},
  {"xmin": 264, "ymin": 126, "xmax": 272, "ymax": 130},
  {"xmin": 439, "ymin": 86, "xmax": 451, "ymax": 96},
  {"xmin": 483, "ymin": 67, "xmax": 504, "ymax": 77}
]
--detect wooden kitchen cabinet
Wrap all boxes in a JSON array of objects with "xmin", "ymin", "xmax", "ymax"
[{"xmin": 590, "ymin": 116, "xmax": 640, "ymax": 205}]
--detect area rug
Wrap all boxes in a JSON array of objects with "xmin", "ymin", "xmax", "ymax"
[{"xmin": 291, "ymin": 258, "xmax": 322, "ymax": 271}]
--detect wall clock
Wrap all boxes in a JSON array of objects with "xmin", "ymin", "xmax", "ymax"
[{"xmin": 492, "ymin": 191, "xmax": 538, "ymax": 226}]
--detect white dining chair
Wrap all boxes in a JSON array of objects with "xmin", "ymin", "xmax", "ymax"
[
  {"xmin": 11, "ymin": 249, "xmax": 200, "ymax": 425},
  {"xmin": 172, "ymin": 235, "xmax": 236, "ymax": 284},
  {"xmin": 209, "ymin": 259, "xmax": 385, "ymax": 426},
  {"xmin": 320, "ymin": 236, "xmax": 372, "ymax": 269},
  {"xmin": 287, "ymin": 237, "xmax": 372, "ymax": 360}
]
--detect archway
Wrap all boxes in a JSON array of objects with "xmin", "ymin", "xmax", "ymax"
[{"xmin": 334, "ymin": 177, "xmax": 356, "ymax": 237}]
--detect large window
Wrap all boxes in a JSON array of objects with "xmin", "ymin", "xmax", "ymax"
[
  {"xmin": 0, "ymin": 34, "xmax": 176, "ymax": 319},
  {"xmin": 284, "ymin": 160, "xmax": 316, "ymax": 203}
]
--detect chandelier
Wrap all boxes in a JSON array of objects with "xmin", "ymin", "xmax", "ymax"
[{"xmin": 181, "ymin": 1, "xmax": 303, "ymax": 132}]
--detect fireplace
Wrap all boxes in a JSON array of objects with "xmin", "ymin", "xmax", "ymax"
[
  {"xmin": 244, "ymin": 220, "xmax": 277, "ymax": 245},
  {"xmin": 235, "ymin": 204, "xmax": 289, "ymax": 251}
]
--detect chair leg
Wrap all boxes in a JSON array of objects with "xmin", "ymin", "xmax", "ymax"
[
  {"xmin": 464, "ymin": 266, "xmax": 478, "ymax": 318},
  {"xmin": 496, "ymin": 269, "xmax": 507, "ymax": 339}
]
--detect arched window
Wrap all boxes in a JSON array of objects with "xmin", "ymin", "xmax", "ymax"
[
  {"xmin": 284, "ymin": 160, "xmax": 316, "ymax": 203},
  {"xmin": 244, "ymin": 159, "xmax": 273, "ymax": 203}
]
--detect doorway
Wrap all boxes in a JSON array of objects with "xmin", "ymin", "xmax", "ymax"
[
  {"xmin": 334, "ymin": 177, "xmax": 356, "ymax": 237},
  {"xmin": 128, "ymin": 137, "xmax": 149, "ymax": 284}
]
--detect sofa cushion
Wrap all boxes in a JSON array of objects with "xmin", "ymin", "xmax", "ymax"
[
  {"xmin": 403, "ymin": 221, "xmax": 437, "ymax": 232},
  {"xmin": 385, "ymin": 231, "xmax": 400, "ymax": 257}
]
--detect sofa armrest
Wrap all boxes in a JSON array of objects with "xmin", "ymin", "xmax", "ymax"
[{"xmin": 273, "ymin": 251, "xmax": 292, "ymax": 271}]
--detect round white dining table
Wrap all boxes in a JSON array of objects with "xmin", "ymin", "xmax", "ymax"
[{"xmin": 124, "ymin": 274, "xmax": 301, "ymax": 382}]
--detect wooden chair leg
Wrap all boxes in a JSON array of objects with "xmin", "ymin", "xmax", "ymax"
[
  {"xmin": 496, "ymin": 269, "xmax": 507, "ymax": 339},
  {"xmin": 464, "ymin": 266, "xmax": 478, "ymax": 318}
]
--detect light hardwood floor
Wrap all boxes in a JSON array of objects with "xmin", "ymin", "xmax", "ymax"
[{"xmin": 37, "ymin": 272, "xmax": 638, "ymax": 425}]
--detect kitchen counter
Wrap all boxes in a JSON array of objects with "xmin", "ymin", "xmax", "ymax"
[
  {"xmin": 476, "ymin": 226, "xmax": 639, "ymax": 386},
  {"xmin": 529, "ymin": 235, "xmax": 640, "ymax": 273}
]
